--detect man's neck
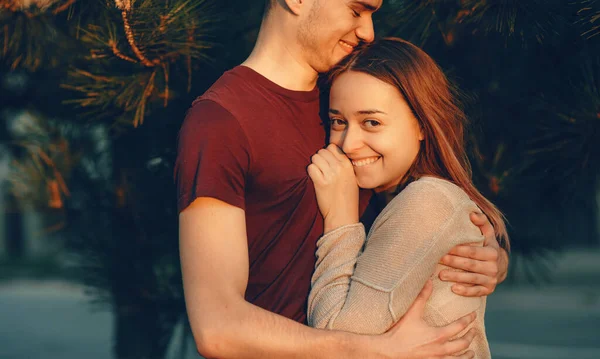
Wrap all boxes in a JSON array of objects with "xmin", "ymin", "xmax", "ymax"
[{"xmin": 242, "ymin": 18, "xmax": 319, "ymax": 92}]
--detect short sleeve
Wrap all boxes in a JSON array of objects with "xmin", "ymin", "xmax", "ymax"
[{"xmin": 174, "ymin": 99, "xmax": 251, "ymax": 212}]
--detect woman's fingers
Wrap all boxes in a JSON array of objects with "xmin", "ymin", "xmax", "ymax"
[
  {"xmin": 307, "ymin": 163, "xmax": 324, "ymax": 183},
  {"xmin": 310, "ymin": 153, "xmax": 331, "ymax": 177},
  {"xmin": 312, "ymin": 146, "xmax": 355, "ymax": 184},
  {"xmin": 317, "ymin": 147, "xmax": 340, "ymax": 167},
  {"xmin": 326, "ymin": 143, "xmax": 348, "ymax": 161}
]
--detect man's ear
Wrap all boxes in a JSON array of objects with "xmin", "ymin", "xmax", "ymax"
[{"xmin": 283, "ymin": 0, "xmax": 304, "ymax": 16}]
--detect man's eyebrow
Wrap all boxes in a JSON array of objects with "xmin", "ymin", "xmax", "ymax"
[
  {"xmin": 352, "ymin": 0, "xmax": 380, "ymax": 12},
  {"xmin": 328, "ymin": 109, "xmax": 387, "ymax": 115}
]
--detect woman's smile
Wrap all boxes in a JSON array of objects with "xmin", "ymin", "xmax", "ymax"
[{"xmin": 350, "ymin": 156, "xmax": 381, "ymax": 167}]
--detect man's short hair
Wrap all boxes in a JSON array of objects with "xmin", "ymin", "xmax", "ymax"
[{"xmin": 264, "ymin": 0, "xmax": 274, "ymax": 15}]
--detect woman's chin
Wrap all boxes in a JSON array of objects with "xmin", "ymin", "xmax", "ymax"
[{"xmin": 356, "ymin": 179, "xmax": 380, "ymax": 190}]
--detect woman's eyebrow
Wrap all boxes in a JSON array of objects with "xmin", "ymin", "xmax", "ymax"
[
  {"xmin": 355, "ymin": 109, "xmax": 387, "ymax": 115},
  {"xmin": 329, "ymin": 108, "xmax": 387, "ymax": 115}
]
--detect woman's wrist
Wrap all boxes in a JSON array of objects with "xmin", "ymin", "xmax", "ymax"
[{"xmin": 323, "ymin": 212, "xmax": 359, "ymax": 233}]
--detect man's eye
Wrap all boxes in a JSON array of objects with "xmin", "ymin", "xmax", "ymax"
[
  {"xmin": 352, "ymin": 10, "xmax": 360, "ymax": 17},
  {"xmin": 364, "ymin": 119, "xmax": 381, "ymax": 127}
]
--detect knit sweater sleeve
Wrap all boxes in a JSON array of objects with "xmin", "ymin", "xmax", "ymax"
[{"xmin": 307, "ymin": 179, "xmax": 485, "ymax": 334}]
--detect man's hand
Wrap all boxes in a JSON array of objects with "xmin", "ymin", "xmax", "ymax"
[
  {"xmin": 438, "ymin": 212, "xmax": 509, "ymax": 297},
  {"xmin": 375, "ymin": 280, "xmax": 476, "ymax": 359}
]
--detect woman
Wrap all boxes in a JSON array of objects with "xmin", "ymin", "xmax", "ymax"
[{"xmin": 306, "ymin": 38, "xmax": 510, "ymax": 359}]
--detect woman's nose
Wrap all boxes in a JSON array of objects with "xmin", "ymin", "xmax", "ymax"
[{"xmin": 340, "ymin": 128, "xmax": 363, "ymax": 154}]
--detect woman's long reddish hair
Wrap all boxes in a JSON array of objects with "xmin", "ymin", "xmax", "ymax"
[{"xmin": 327, "ymin": 37, "xmax": 509, "ymax": 250}]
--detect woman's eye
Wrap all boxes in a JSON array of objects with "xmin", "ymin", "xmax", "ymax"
[
  {"xmin": 352, "ymin": 10, "xmax": 360, "ymax": 17},
  {"xmin": 364, "ymin": 119, "xmax": 381, "ymax": 127},
  {"xmin": 330, "ymin": 119, "xmax": 347, "ymax": 129}
]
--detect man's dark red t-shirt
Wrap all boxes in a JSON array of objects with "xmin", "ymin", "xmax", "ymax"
[{"xmin": 175, "ymin": 66, "xmax": 370, "ymax": 323}]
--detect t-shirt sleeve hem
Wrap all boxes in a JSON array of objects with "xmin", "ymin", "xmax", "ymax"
[
  {"xmin": 175, "ymin": 99, "xmax": 250, "ymax": 214},
  {"xmin": 178, "ymin": 191, "xmax": 245, "ymax": 213}
]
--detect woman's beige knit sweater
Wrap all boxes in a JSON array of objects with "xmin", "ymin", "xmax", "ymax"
[{"xmin": 307, "ymin": 177, "xmax": 490, "ymax": 359}]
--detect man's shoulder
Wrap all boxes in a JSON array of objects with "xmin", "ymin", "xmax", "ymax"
[
  {"xmin": 196, "ymin": 66, "xmax": 258, "ymax": 109},
  {"xmin": 183, "ymin": 95, "xmax": 236, "ymax": 124},
  {"xmin": 182, "ymin": 67, "xmax": 252, "ymax": 127}
]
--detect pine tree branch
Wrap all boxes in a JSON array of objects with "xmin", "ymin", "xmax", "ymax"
[
  {"xmin": 161, "ymin": 62, "xmax": 169, "ymax": 107},
  {"xmin": 108, "ymin": 38, "xmax": 137, "ymax": 63},
  {"xmin": 115, "ymin": 0, "xmax": 159, "ymax": 67},
  {"xmin": 52, "ymin": 0, "xmax": 77, "ymax": 15},
  {"xmin": 59, "ymin": 0, "xmax": 217, "ymax": 127},
  {"xmin": 134, "ymin": 69, "xmax": 156, "ymax": 127},
  {"xmin": 577, "ymin": 0, "xmax": 600, "ymax": 39},
  {"xmin": 3, "ymin": 24, "xmax": 8, "ymax": 56},
  {"xmin": 2, "ymin": 0, "xmax": 77, "ymax": 16}
]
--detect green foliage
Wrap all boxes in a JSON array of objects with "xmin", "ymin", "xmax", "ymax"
[
  {"xmin": 1, "ymin": 0, "xmax": 600, "ymax": 357},
  {"xmin": 460, "ymin": 0, "xmax": 565, "ymax": 44},
  {"xmin": 577, "ymin": 0, "xmax": 600, "ymax": 39},
  {"xmin": 0, "ymin": 10, "xmax": 73, "ymax": 70},
  {"xmin": 61, "ymin": 0, "xmax": 217, "ymax": 129},
  {"xmin": 377, "ymin": 0, "xmax": 570, "ymax": 49}
]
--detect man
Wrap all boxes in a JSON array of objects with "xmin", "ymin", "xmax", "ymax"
[{"xmin": 176, "ymin": 0, "xmax": 509, "ymax": 357}]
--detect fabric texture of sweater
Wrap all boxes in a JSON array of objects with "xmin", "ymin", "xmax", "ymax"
[{"xmin": 307, "ymin": 176, "xmax": 491, "ymax": 359}]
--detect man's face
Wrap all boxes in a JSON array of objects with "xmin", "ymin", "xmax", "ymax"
[{"xmin": 297, "ymin": 0, "xmax": 382, "ymax": 73}]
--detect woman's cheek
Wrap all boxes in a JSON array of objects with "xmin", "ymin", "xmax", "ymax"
[{"xmin": 329, "ymin": 131, "xmax": 342, "ymax": 147}]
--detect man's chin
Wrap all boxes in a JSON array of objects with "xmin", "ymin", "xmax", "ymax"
[{"xmin": 326, "ymin": 52, "xmax": 352, "ymax": 71}]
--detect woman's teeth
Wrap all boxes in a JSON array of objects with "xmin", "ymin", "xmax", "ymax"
[{"xmin": 351, "ymin": 157, "xmax": 380, "ymax": 167}]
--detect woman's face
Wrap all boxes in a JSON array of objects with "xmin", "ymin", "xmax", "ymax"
[{"xmin": 328, "ymin": 70, "xmax": 423, "ymax": 192}]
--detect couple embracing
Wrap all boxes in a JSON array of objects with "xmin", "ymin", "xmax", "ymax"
[{"xmin": 176, "ymin": 1, "xmax": 509, "ymax": 358}]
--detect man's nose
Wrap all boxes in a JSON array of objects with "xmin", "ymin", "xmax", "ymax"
[{"xmin": 356, "ymin": 15, "xmax": 375, "ymax": 43}]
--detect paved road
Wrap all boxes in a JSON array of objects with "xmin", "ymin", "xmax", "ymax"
[
  {"xmin": 486, "ymin": 286, "xmax": 600, "ymax": 358},
  {"xmin": 1, "ymin": 250, "xmax": 599, "ymax": 359},
  {"xmin": 0, "ymin": 281, "xmax": 112, "ymax": 359}
]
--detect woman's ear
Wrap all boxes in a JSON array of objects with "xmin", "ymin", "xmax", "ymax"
[{"xmin": 415, "ymin": 121, "xmax": 425, "ymax": 141}]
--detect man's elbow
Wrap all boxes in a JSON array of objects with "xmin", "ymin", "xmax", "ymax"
[
  {"xmin": 189, "ymin": 299, "xmax": 242, "ymax": 358},
  {"xmin": 192, "ymin": 321, "xmax": 229, "ymax": 359}
]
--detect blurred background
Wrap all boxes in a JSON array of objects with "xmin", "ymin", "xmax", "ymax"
[{"xmin": 0, "ymin": 0, "xmax": 599, "ymax": 358}]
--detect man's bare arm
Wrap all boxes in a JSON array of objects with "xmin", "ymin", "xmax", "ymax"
[{"xmin": 180, "ymin": 197, "xmax": 476, "ymax": 359}]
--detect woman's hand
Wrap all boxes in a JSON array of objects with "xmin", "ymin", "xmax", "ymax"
[{"xmin": 308, "ymin": 144, "xmax": 359, "ymax": 233}]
